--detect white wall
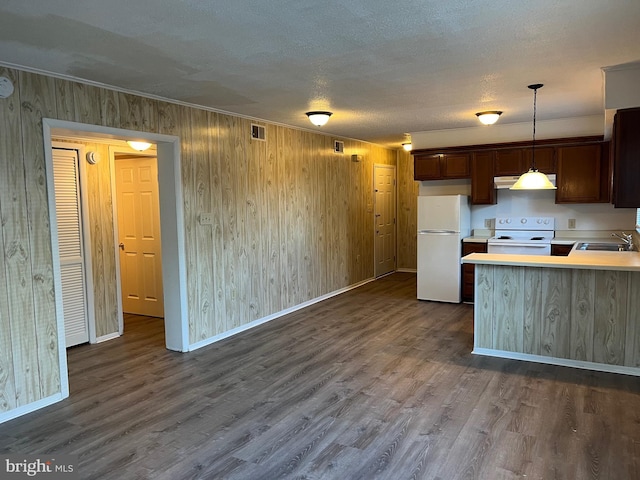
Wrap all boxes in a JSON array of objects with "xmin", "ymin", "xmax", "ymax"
[
  {"xmin": 418, "ymin": 179, "xmax": 636, "ymax": 234},
  {"xmin": 410, "ymin": 116, "xmax": 604, "ymax": 150}
]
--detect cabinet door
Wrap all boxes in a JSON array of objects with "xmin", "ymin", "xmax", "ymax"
[
  {"xmin": 556, "ymin": 143, "xmax": 609, "ymax": 203},
  {"xmin": 495, "ymin": 147, "xmax": 556, "ymax": 175},
  {"xmin": 550, "ymin": 244, "xmax": 573, "ymax": 256},
  {"xmin": 414, "ymin": 154, "xmax": 441, "ymax": 180},
  {"xmin": 442, "ymin": 153, "xmax": 471, "ymax": 179},
  {"xmin": 525, "ymin": 147, "xmax": 556, "ymax": 173},
  {"xmin": 461, "ymin": 242, "xmax": 488, "ymax": 303},
  {"xmin": 471, "ymin": 151, "xmax": 496, "ymax": 205},
  {"xmin": 494, "ymin": 149, "xmax": 525, "ymax": 175},
  {"xmin": 613, "ymin": 108, "xmax": 640, "ymax": 207}
]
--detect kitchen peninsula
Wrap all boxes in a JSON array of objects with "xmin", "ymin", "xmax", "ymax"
[{"xmin": 462, "ymin": 250, "xmax": 640, "ymax": 376}]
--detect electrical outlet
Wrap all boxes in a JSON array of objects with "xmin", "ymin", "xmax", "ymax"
[
  {"xmin": 484, "ymin": 219, "xmax": 492, "ymax": 228},
  {"xmin": 199, "ymin": 213, "xmax": 213, "ymax": 225},
  {"xmin": 568, "ymin": 218, "xmax": 576, "ymax": 229}
]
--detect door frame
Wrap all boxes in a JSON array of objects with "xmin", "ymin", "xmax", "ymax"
[
  {"xmin": 373, "ymin": 163, "xmax": 397, "ymax": 277},
  {"xmin": 110, "ymin": 145, "xmax": 163, "ymax": 329},
  {"xmin": 43, "ymin": 119, "xmax": 189, "ymax": 399}
]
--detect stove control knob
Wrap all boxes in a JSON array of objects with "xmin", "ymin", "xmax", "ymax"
[
  {"xmin": 506, "ymin": 218, "xmax": 511, "ymax": 224},
  {"xmin": 544, "ymin": 219, "xmax": 549, "ymax": 224},
  {"xmin": 537, "ymin": 219, "xmax": 542, "ymax": 224},
  {"xmin": 521, "ymin": 218, "xmax": 527, "ymax": 224}
]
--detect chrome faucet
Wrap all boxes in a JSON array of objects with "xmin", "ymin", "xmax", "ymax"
[{"xmin": 611, "ymin": 232, "xmax": 634, "ymax": 250}]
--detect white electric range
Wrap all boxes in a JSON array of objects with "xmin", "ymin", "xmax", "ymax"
[{"xmin": 487, "ymin": 216, "xmax": 555, "ymax": 255}]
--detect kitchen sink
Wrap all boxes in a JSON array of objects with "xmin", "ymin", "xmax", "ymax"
[{"xmin": 575, "ymin": 242, "xmax": 636, "ymax": 252}]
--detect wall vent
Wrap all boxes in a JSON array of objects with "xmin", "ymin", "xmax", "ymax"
[
  {"xmin": 251, "ymin": 124, "xmax": 266, "ymax": 141},
  {"xmin": 334, "ymin": 140, "xmax": 344, "ymax": 154}
]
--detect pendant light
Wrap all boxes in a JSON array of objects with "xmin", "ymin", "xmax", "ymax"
[{"xmin": 510, "ymin": 84, "xmax": 557, "ymax": 190}]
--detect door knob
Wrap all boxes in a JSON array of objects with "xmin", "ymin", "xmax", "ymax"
[{"xmin": 119, "ymin": 243, "xmax": 125, "ymax": 250}]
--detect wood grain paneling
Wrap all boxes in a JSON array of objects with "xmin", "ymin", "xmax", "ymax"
[
  {"xmin": 19, "ymin": 71, "xmax": 60, "ymax": 398},
  {"xmin": 593, "ymin": 270, "xmax": 627, "ymax": 365},
  {"xmin": 626, "ymin": 273, "xmax": 640, "ymax": 367},
  {"xmin": 522, "ymin": 267, "xmax": 542, "ymax": 355},
  {"xmin": 396, "ymin": 149, "xmax": 418, "ymax": 270},
  {"xmin": 540, "ymin": 269, "xmax": 571, "ymax": 358},
  {"xmin": 570, "ymin": 269, "xmax": 595, "ymax": 361},
  {"xmin": 0, "ymin": 66, "xmax": 398, "ymax": 421},
  {"xmin": 493, "ymin": 266, "xmax": 524, "ymax": 352},
  {"xmin": 474, "ymin": 264, "xmax": 640, "ymax": 372},
  {"xmin": 1, "ymin": 68, "xmax": 41, "ymax": 407},
  {"xmin": 474, "ymin": 264, "xmax": 494, "ymax": 349}
]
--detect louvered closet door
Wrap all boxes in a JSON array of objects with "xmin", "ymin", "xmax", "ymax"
[{"xmin": 53, "ymin": 148, "xmax": 89, "ymax": 347}]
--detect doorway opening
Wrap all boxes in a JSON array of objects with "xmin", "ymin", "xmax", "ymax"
[{"xmin": 43, "ymin": 119, "xmax": 189, "ymax": 399}]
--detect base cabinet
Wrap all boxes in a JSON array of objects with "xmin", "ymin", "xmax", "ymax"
[
  {"xmin": 551, "ymin": 244, "xmax": 573, "ymax": 256},
  {"xmin": 462, "ymin": 241, "xmax": 487, "ymax": 302}
]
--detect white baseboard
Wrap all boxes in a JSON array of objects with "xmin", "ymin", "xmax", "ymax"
[
  {"xmin": 0, "ymin": 393, "xmax": 65, "ymax": 425},
  {"xmin": 396, "ymin": 268, "xmax": 417, "ymax": 273},
  {"xmin": 188, "ymin": 277, "xmax": 376, "ymax": 352},
  {"xmin": 473, "ymin": 347, "xmax": 640, "ymax": 377},
  {"xmin": 95, "ymin": 332, "xmax": 121, "ymax": 343}
]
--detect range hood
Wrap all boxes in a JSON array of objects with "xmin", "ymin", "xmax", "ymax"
[{"xmin": 494, "ymin": 174, "xmax": 556, "ymax": 189}]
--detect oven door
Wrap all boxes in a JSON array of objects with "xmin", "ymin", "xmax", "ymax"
[{"xmin": 487, "ymin": 242, "xmax": 551, "ymax": 255}]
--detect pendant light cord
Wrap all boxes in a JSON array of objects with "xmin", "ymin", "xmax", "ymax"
[{"xmin": 531, "ymin": 86, "xmax": 537, "ymax": 171}]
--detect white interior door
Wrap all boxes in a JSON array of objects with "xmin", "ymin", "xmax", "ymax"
[
  {"xmin": 115, "ymin": 157, "xmax": 164, "ymax": 317},
  {"xmin": 374, "ymin": 164, "xmax": 397, "ymax": 277},
  {"xmin": 52, "ymin": 148, "xmax": 90, "ymax": 347}
]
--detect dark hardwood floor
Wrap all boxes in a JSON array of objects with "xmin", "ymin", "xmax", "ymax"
[{"xmin": 1, "ymin": 273, "xmax": 639, "ymax": 479}]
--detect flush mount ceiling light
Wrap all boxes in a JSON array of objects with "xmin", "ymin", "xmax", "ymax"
[
  {"xmin": 511, "ymin": 84, "xmax": 557, "ymax": 190},
  {"xmin": 127, "ymin": 141, "xmax": 152, "ymax": 151},
  {"xmin": 475, "ymin": 110, "xmax": 502, "ymax": 125},
  {"xmin": 402, "ymin": 142, "xmax": 412, "ymax": 151},
  {"xmin": 306, "ymin": 111, "xmax": 332, "ymax": 127}
]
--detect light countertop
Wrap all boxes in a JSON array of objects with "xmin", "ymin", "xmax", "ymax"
[
  {"xmin": 462, "ymin": 236, "xmax": 490, "ymax": 243},
  {"xmin": 462, "ymin": 250, "xmax": 640, "ymax": 271}
]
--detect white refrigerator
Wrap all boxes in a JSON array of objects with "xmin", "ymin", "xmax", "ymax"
[{"xmin": 417, "ymin": 195, "xmax": 471, "ymax": 302}]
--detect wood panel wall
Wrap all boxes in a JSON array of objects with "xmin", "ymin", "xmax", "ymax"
[
  {"xmin": 475, "ymin": 264, "xmax": 640, "ymax": 370},
  {"xmin": 396, "ymin": 149, "xmax": 418, "ymax": 270},
  {"xmin": 0, "ymin": 66, "xmax": 399, "ymax": 415}
]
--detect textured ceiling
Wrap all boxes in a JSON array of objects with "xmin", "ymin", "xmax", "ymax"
[{"xmin": 1, "ymin": 0, "xmax": 639, "ymax": 147}]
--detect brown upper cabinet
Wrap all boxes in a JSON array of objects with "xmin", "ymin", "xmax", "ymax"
[
  {"xmin": 471, "ymin": 151, "xmax": 496, "ymax": 205},
  {"xmin": 414, "ymin": 152, "xmax": 470, "ymax": 180},
  {"xmin": 413, "ymin": 136, "xmax": 605, "ymax": 205},
  {"xmin": 612, "ymin": 107, "xmax": 640, "ymax": 208},
  {"xmin": 556, "ymin": 143, "xmax": 610, "ymax": 203},
  {"xmin": 495, "ymin": 147, "xmax": 555, "ymax": 176}
]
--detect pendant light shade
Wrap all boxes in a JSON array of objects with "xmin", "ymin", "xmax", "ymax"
[
  {"xmin": 402, "ymin": 142, "xmax": 412, "ymax": 151},
  {"xmin": 475, "ymin": 111, "xmax": 502, "ymax": 125},
  {"xmin": 510, "ymin": 84, "xmax": 557, "ymax": 190},
  {"xmin": 306, "ymin": 111, "xmax": 332, "ymax": 126},
  {"xmin": 510, "ymin": 169, "xmax": 557, "ymax": 190}
]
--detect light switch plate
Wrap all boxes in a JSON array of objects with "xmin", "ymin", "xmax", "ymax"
[{"xmin": 568, "ymin": 218, "xmax": 576, "ymax": 229}]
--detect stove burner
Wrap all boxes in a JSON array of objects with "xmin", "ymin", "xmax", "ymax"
[{"xmin": 498, "ymin": 235, "xmax": 512, "ymax": 239}]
